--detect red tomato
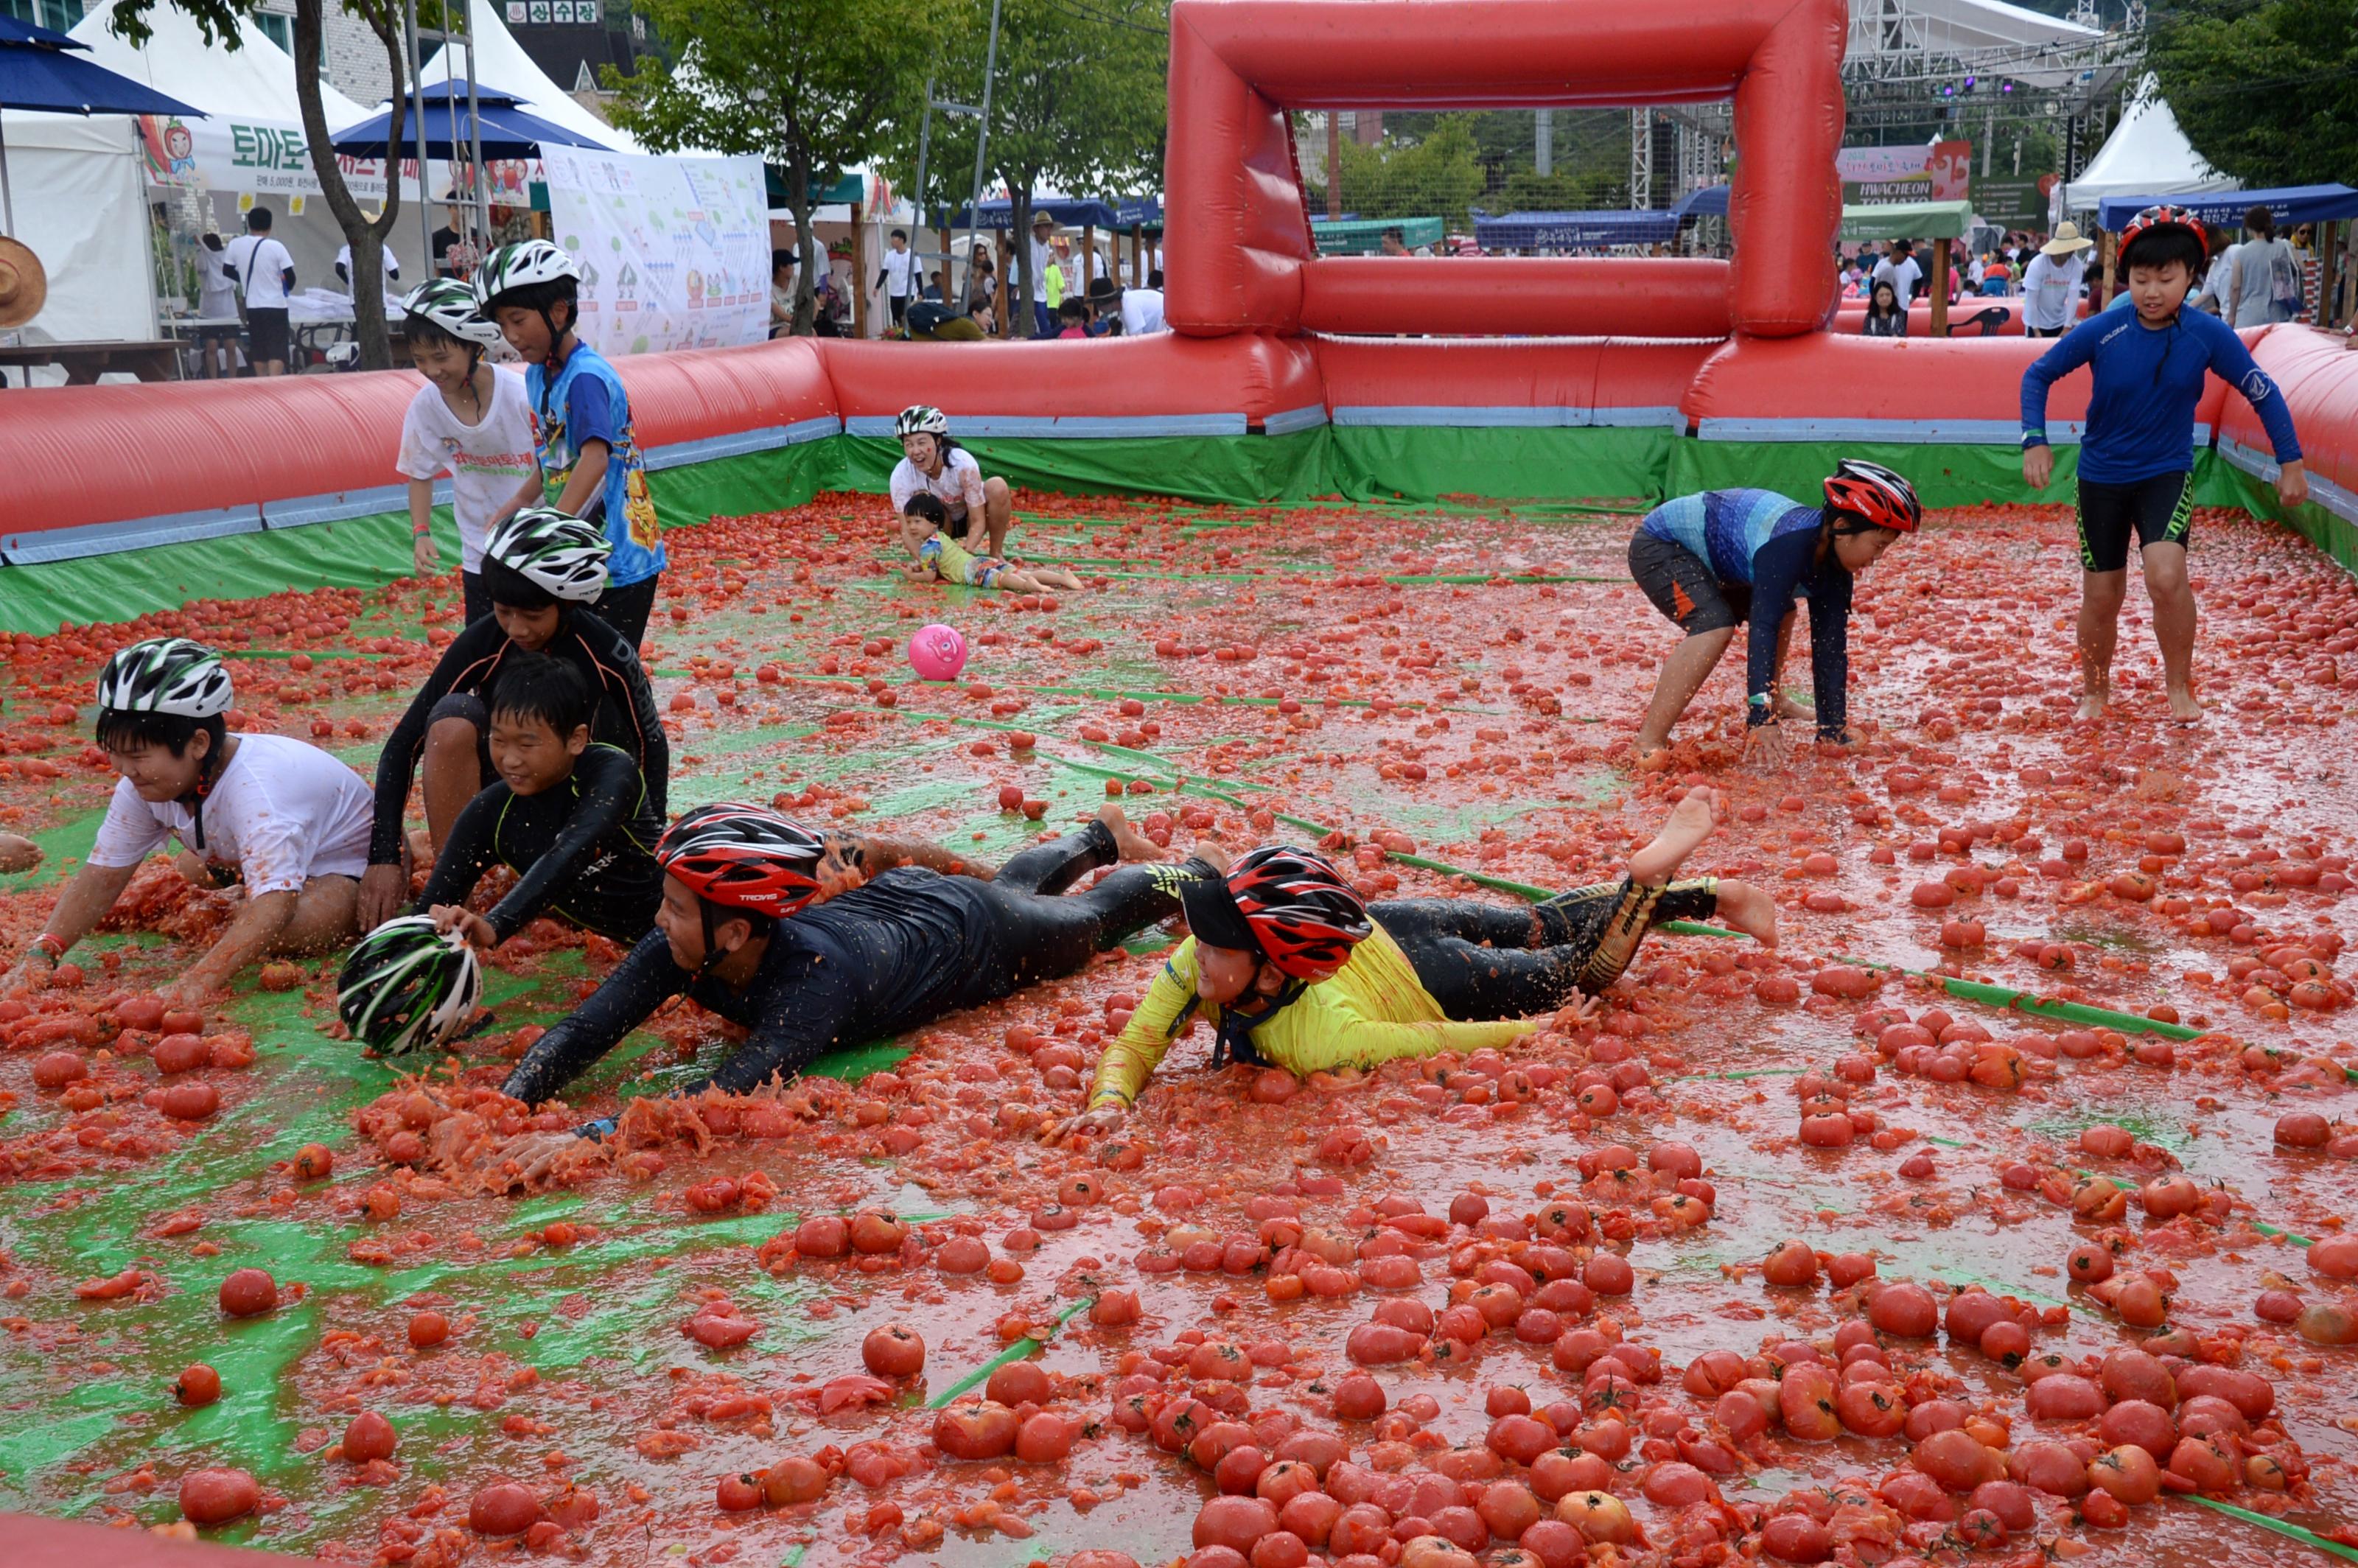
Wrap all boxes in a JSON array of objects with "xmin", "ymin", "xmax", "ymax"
[
  {"xmin": 861, "ymin": 1323, "xmax": 926, "ymax": 1377},
  {"xmin": 178, "ymin": 1467, "xmax": 259, "ymax": 1525},
  {"xmin": 342, "ymin": 1410, "xmax": 397, "ymax": 1463},
  {"xmin": 1194, "ymin": 1494, "xmax": 1280, "ymax": 1551},
  {"xmin": 933, "ymin": 1399, "xmax": 1018, "ymax": 1460},
  {"xmin": 794, "ymin": 1215, "xmax": 850, "ymax": 1257},
  {"xmin": 217, "ymin": 1267, "xmax": 277, "ymax": 1317},
  {"xmin": 761, "ymin": 1457, "xmax": 830, "ymax": 1505},
  {"xmin": 408, "ymin": 1310, "xmax": 449, "ymax": 1349},
  {"xmin": 173, "ymin": 1364, "xmax": 222, "ymax": 1407},
  {"xmin": 469, "ymin": 1481, "xmax": 542, "ymax": 1535}
]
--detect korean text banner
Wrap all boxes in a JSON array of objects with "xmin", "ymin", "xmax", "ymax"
[
  {"xmin": 1839, "ymin": 141, "xmax": 1971, "ymax": 205},
  {"xmin": 139, "ymin": 113, "xmax": 399, "ymax": 200},
  {"xmin": 538, "ymin": 146, "xmax": 769, "ymax": 357}
]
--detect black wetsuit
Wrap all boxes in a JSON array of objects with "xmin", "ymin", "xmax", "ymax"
[
  {"xmin": 368, "ymin": 609, "xmax": 668, "ymax": 866},
  {"xmin": 1378, "ymin": 876, "xmax": 1721, "ymax": 1020},
  {"xmin": 410, "ymin": 744, "xmax": 663, "ymax": 944},
  {"xmin": 503, "ymin": 821, "xmax": 1211, "ymax": 1104}
]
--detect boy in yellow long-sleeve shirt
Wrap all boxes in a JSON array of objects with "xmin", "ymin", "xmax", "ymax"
[{"xmin": 1075, "ymin": 789, "xmax": 1774, "ymax": 1127}]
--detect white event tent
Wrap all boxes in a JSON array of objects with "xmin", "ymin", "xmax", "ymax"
[{"xmin": 2064, "ymin": 76, "xmax": 2232, "ymax": 212}]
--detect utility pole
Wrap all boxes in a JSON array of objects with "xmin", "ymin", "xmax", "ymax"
[
  {"xmin": 1326, "ymin": 113, "xmax": 1343, "ymax": 220},
  {"xmin": 1535, "ymin": 108, "xmax": 1552, "ymax": 177}
]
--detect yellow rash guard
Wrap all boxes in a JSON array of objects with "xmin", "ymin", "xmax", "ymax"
[{"xmin": 1088, "ymin": 924, "xmax": 1538, "ymax": 1109}]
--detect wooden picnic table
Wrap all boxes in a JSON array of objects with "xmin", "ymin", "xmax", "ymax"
[{"xmin": 0, "ymin": 339, "xmax": 179, "ymax": 385}]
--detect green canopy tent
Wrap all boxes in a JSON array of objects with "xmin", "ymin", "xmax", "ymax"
[{"xmin": 1843, "ymin": 199, "xmax": 1974, "ymax": 335}]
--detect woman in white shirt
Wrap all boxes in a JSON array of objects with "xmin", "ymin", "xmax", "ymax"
[
  {"xmin": 2, "ymin": 641, "xmax": 372, "ymax": 1007},
  {"xmin": 2228, "ymin": 204, "xmax": 2296, "ymax": 327},
  {"xmin": 888, "ymin": 406, "xmax": 1013, "ymax": 556}
]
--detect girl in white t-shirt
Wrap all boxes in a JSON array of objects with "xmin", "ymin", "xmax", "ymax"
[
  {"xmin": 2, "ymin": 640, "xmax": 374, "ymax": 1008},
  {"xmin": 396, "ymin": 280, "xmax": 542, "ymax": 623},
  {"xmin": 886, "ymin": 406, "xmax": 1015, "ymax": 556}
]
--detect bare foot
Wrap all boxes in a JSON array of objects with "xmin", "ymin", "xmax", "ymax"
[
  {"xmin": 1629, "ymin": 787, "xmax": 1723, "ymax": 884},
  {"xmin": 1096, "ymin": 804, "xmax": 1169, "ymax": 862},
  {"xmin": 2166, "ymin": 687, "xmax": 2204, "ymax": 722},
  {"xmin": 0, "ymin": 833, "xmax": 41, "ymax": 875},
  {"xmin": 1774, "ymin": 693, "xmax": 1814, "ymax": 722},
  {"xmin": 1189, "ymin": 839, "xmax": 1234, "ymax": 875},
  {"xmin": 2074, "ymin": 689, "xmax": 2107, "ymax": 721},
  {"xmin": 1712, "ymin": 878, "xmax": 1778, "ymax": 948}
]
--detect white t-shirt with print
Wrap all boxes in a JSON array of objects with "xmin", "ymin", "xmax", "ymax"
[
  {"xmin": 394, "ymin": 369, "xmax": 538, "ymax": 573},
  {"xmin": 889, "ymin": 446, "xmax": 988, "ymax": 521},
  {"xmin": 1872, "ymin": 253, "xmax": 1923, "ymax": 303},
  {"xmin": 88, "ymin": 733, "xmax": 374, "ymax": 896},
  {"xmin": 2021, "ymin": 252, "xmax": 2086, "ymax": 330},
  {"xmin": 881, "ymin": 247, "xmax": 915, "ymax": 298},
  {"xmin": 225, "ymin": 234, "xmax": 295, "ymax": 309}
]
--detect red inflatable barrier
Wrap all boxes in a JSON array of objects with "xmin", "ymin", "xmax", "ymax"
[
  {"xmin": 1682, "ymin": 332, "xmax": 2092, "ymax": 431},
  {"xmin": 4, "ymin": 1513, "xmax": 320, "ymax": 1568},
  {"xmin": 1299, "ymin": 259, "xmax": 1733, "ymax": 341},
  {"xmin": 1832, "ymin": 300, "xmax": 2031, "ymax": 337},
  {"xmin": 1311, "ymin": 337, "xmax": 1717, "ymax": 421},
  {"xmin": 822, "ymin": 332, "xmax": 1325, "ymax": 428},
  {"xmin": 1, "ymin": 372, "xmax": 419, "ymax": 537},
  {"xmin": 2224, "ymin": 326, "xmax": 2358, "ymax": 498},
  {"xmin": 611, "ymin": 338, "xmax": 837, "ymax": 450},
  {"xmin": 1165, "ymin": 0, "xmax": 1843, "ymax": 339}
]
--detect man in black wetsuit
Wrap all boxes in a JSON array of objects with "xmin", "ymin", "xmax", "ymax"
[
  {"xmin": 497, "ymin": 802, "xmax": 1210, "ymax": 1179},
  {"xmin": 358, "ymin": 508, "xmax": 668, "ymax": 930},
  {"xmin": 420, "ymin": 655, "xmax": 999, "ymax": 952}
]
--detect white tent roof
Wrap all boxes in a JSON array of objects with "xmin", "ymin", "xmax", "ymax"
[
  {"xmin": 1847, "ymin": 0, "xmax": 2110, "ymax": 91},
  {"xmin": 66, "ymin": 4, "xmax": 372, "ymax": 128},
  {"xmin": 2064, "ymin": 75, "xmax": 2232, "ymax": 211},
  {"xmin": 418, "ymin": 0, "xmax": 638, "ymax": 152}
]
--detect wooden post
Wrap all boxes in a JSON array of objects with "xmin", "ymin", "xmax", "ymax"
[
  {"xmin": 1082, "ymin": 223, "xmax": 1095, "ymax": 295},
  {"xmin": 1930, "ymin": 237, "xmax": 1951, "ymax": 337},
  {"xmin": 850, "ymin": 202, "xmax": 869, "ymax": 340},
  {"xmin": 2322, "ymin": 219, "xmax": 2342, "ymax": 329},
  {"xmin": 2096, "ymin": 230, "xmax": 2114, "ymax": 313},
  {"xmin": 1131, "ymin": 226, "xmax": 1142, "ymax": 286}
]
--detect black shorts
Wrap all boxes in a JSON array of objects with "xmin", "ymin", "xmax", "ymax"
[
  {"xmin": 592, "ymin": 573, "xmax": 660, "ymax": 648},
  {"xmin": 2027, "ymin": 324, "xmax": 2068, "ymax": 339},
  {"xmin": 2077, "ymin": 472, "xmax": 2192, "ymax": 573},
  {"xmin": 1629, "ymin": 531, "xmax": 1745, "ymax": 635},
  {"xmin": 245, "ymin": 307, "xmax": 290, "ymax": 364}
]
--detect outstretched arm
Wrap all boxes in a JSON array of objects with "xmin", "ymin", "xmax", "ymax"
[
  {"xmin": 1, "ymin": 861, "xmax": 138, "ymax": 992},
  {"xmin": 501, "ymin": 928, "xmax": 687, "ymax": 1104},
  {"xmin": 167, "ymin": 888, "xmax": 299, "ymax": 1004},
  {"xmin": 843, "ymin": 831, "xmax": 996, "ymax": 884}
]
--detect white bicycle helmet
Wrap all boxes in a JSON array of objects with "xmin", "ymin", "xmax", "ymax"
[
  {"xmin": 97, "ymin": 637, "xmax": 233, "ymax": 718},
  {"xmin": 338, "ymin": 916, "xmax": 483, "ymax": 1057},
  {"xmin": 473, "ymin": 238, "xmax": 581, "ymax": 309},
  {"xmin": 402, "ymin": 277, "xmax": 503, "ymax": 348},
  {"xmin": 486, "ymin": 507, "xmax": 611, "ymax": 603},
  {"xmin": 895, "ymin": 405, "xmax": 949, "ymax": 439}
]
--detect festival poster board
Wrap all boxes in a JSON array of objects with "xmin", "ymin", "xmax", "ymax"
[
  {"xmin": 1839, "ymin": 141, "xmax": 1972, "ymax": 205},
  {"xmin": 538, "ymin": 144, "xmax": 769, "ymax": 357}
]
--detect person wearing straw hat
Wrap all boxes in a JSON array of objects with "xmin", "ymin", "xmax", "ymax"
[
  {"xmin": 0, "ymin": 231, "xmax": 47, "ymax": 348},
  {"xmin": 1028, "ymin": 210, "xmax": 1058, "ymax": 338},
  {"xmin": 2022, "ymin": 223, "xmax": 2094, "ymax": 338}
]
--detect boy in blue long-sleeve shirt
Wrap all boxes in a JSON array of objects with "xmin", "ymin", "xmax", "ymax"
[{"xmin": 2021, "ymin": 206, "xmax": 2307, "ymax": 723}]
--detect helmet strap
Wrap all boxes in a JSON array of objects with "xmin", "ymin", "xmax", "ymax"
[{"xmin": 183, "ymin": 729, "xmax": 225, "ymax": 852}]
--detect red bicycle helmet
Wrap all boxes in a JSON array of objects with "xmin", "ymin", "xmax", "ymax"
[
  {"xmin": 1822, "ymin": 458, "xmax": 1922, "ymax": 534},
  {"xmin": 656, "ymin": 803, "xmax": 828, "ymax": 917},
  {"xmin": 1184, "ymin": 845, "xmax": 1372, "ymax": 979},
  {"xmin": 2119, "ymin": 205, "xmax": 2209, "ymax": 265}
]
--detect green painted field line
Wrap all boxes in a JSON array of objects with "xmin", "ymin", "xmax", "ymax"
[
  {"xmin": 1675, "ymin": 1065, "xmax": 1807, "ymax": 1082},
  {"xmin": 1839, "ymin": 954, "xmax": 2202, "ymax": 1043},
  {"xmin": 2178, "ymin": 1495, "xmax": 2358, "ymax": 1564},
  {"xmin": 926, "ymin": 1295, "xmax": 1099, "ymax": 1410}
]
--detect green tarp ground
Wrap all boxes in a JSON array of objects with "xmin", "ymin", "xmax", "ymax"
[
  {"xmin": 1666, "ymin": 440, "xmax": 2242, "ymax": 513},
  {"xmin": 0, "ymin": 426, "xmax": 2334, "ymax": 636}
]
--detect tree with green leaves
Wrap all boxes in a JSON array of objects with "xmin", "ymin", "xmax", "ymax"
[
  {"xmin": 2149, "ymin": 0, "xmax": 2358, "ymax": 188},
  {"xmin": 895, "ymin": 0, "xmax": 1167, "ymax": 337},
  {"xmin": 1304, "ymin": 116, "xmax": 1486, "ymax": 232},
  {"xmin": 604, "ymin": 0, "xmax": 957, "ymax": 336},
  {"xmin": 102, "ymin": 0, "xmax": 411, "ymax": 369}
]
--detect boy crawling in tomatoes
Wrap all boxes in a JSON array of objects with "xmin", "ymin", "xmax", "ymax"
[{"xmin": 1066, "ymin": 789, "xmax": 1774, "ymax": 1133}]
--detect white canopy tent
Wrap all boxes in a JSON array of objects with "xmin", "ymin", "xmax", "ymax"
[
  {"xmin": 2064, "ymin": 75, "xmax": 2232, "ymax": 212},
  {"xmin": 417, "ymin": 0, "xmax": 640, "ymax": 153},
  {"xmin": 0, "ymin": 110, "xmax": 155, "ymax": 345},
  {"xmin": 67, "ymin": 5, "xmax": 373, "ymax": 130}
]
